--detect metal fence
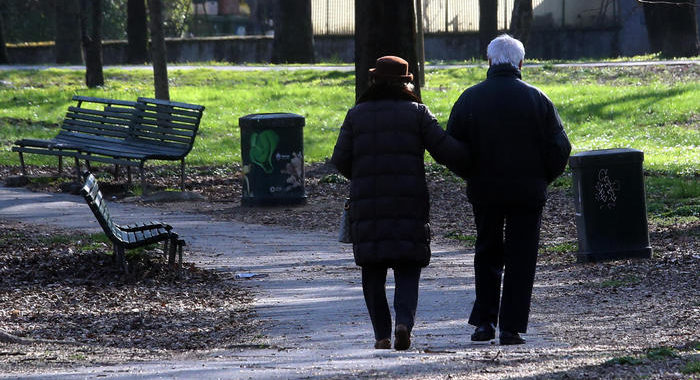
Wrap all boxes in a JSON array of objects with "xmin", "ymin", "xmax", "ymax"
[
  {"xmin": 311, "ymin": 0, "xmax": 356, "ymax": 35},
  {"xmin": 311, "ymin": 0, "xmax": 618, "ymax": 35}
]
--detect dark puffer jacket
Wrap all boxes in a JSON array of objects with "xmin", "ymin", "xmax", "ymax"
[
  {"xmin": 446, "ymin": 63, "xmax": 571, "ymax": 206},
  {"xmin": 332, "ymin": 100, "xmax": 469, "ymax": 268}
]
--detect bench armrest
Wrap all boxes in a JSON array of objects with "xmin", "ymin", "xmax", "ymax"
[{"xmin": 121, "ymin": 221, "xmax": 172, "ymax": 232}]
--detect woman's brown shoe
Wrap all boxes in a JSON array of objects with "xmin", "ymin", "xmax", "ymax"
[
  {"xmin": 374, "ymin": 338, "xmax": 391, "ymax": 349},
  {"xmin": 394, "ymin": 324, "xmax": 411, "ymax": 350}
]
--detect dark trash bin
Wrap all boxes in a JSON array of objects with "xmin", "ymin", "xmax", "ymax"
[
  {"xmin": 239, "ymin": 113, "xmax": 306, "ymax": 206},
  {"xmin": 569, "ymin": 148, "xmax": 652, "ymax": 262}
]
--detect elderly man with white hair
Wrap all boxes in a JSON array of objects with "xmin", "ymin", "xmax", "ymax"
[{"xmin": 446, "ymin": 34, "xmax": 571, "ymax": 345}]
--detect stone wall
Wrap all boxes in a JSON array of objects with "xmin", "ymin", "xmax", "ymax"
[{"xmin": 5, "ymin": 27, "xmax": 653, "ymax": 65}]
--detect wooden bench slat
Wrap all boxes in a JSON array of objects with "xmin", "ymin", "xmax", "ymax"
[
  {"xmin": 133, "ymin": 123, "xmax": 195, "ymax": 138},
  {"xmin": 11, "ymin": 146, "xmax": 80, "ymax": 157},
  {"xmin": 133, "ymin": 109, "xmax": 199, "ymax": 125},
  {"xmin": 130, "ymin": 130, "xmax": 193, "ymax": 144},
  {"xmin": 134, "ymin": 122, "xmax": 197, "ymax": 135},
  {"xmin": 73, "ymin": 95, "xmax": 137, "ymax": 107},
  {"xmin": 63, "ymin": 122, "xmax": 131, "ymax": 138},
  {"xmin": 137, "ymin": 97, "xmax": 205, "ymax": 111},
  {"xmin": 67, "ymin": 106, "xmax": 135, "ymax": 121},
  {"xmin": 103, "ymin": 105, "xmax": 137, "ymax": 114},
  {"xmin": 136, "ymin": 105, "xmax": 203, "ymax": 120}
]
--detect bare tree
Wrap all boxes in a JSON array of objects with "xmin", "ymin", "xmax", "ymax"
[
  {"xmin": 0, "ymin": 12, "xmax": 8, "ymax": 64},
  {"xmin": 354, "ymin": 0, "xmax": 420, "ymax": 100},
  {"xmin": 55, "ymin": 0, "xmax": 84, "ymax": 64},
  {"xmin": 81, "ymin": 0, "xmax": 104, "ymax": 87},
  {"xmin": 479, "ymin": 0, "xmax": 498, "ymax": 59},
  {"xmin": 271, "ymin": 0, "xmax": 315, "ymax": 63},
  {"xmin": 148, "ymin": 0, "xmax": 169, "ymax": 100},
  {"xmin": 127, "ymin": 0, "xmax": 149, "ymax": 63},
  {"xmin": 642, "ymin": 0, "xmax": 699, "ymax": 57},
  {"xmin": 509, "ymin": 0, "xmax": 533, "ymax": 46}
]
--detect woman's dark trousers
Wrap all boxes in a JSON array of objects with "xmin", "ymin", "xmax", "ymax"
[
  {"xmin": 468, "ymin": 203, "xmax": 543, "ymax": 334},
  {"xmin": 362, "ymin": 265, "xmax": 422, "ymax": 341}
]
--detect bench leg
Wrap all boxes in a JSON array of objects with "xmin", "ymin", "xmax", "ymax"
[
  {"xmin": 127, "ymin": 166, "xmax": 132, "ymax": 186},
  {"xmin": 114, "ymin": 164, "xmax": 120, "ymax": 181},
  {"xmin": 167, "ymin": 234, "xmax": 178, "ymax": 267},
  {"xmin": 139, "ymin": 161, "xmax": 147, "ymax": 195},
  {"xmin": 180, "ymin": 159, "xmax": 186, "ymax": 191},
  {"xmin": 111, "ymin": 245, "xmax": 118, "ymax": 264},
  {"xmin": 178, "ymin": 239, "xmax": 185, "ymax": 270},
  {"xmin": 163, "ymin": 237, "xmax": 170, "ymax": 261},
  {"xmin": 19, "ymin": 152, "xmax": 26, "ymax": 176},
  {"xmin": 114, "ymin": 244, "xmax": 128, "ymax": 274},
  {"xmin": 58, "ymin": 156, "xmax": 63, "ymax": 175},
  {"xmin": 74, "ymin": 157, "xmax": 82, "ymax": 182}
]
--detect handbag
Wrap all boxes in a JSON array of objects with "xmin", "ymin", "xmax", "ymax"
[{"xmin": 338, "ymin": 198, "xmax": 352, "ymax": 243}]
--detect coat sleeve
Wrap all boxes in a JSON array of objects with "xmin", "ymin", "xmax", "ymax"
[
  {"xmin": 542, "ymin": 98, "xmax": 572, "ymax": 183},
  {"xmin": 446, "ymin": 93, "xmax": 470, "ymax": 144},
  {"xmin": 330, "ymin": 109, "xmax": 353, "ymax": 179},
  {"xmin": 420, "ymin": 105, "xmax": 471, "ymax": 178}
]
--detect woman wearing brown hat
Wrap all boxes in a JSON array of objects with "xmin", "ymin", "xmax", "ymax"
[{"xmin": 331, "ymin": 56, "xmax": 470, "ymax": 350}]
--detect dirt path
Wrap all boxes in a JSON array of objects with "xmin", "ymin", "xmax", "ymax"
[{"xmin": 0, "ymin": 185, "xmax": 580, "ymax": 379}]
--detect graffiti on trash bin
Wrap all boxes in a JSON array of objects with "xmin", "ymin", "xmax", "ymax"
[
  {"xmin": 249, "ymin": 130, "xmax": 280, "ymax": 174},
  {"xmin": 594, "ymin": 169, "xmax": 620, "ymax": 209},
  {"xmin": 280, "ymin": 152, "xmax": 304, "ymax": 191}
]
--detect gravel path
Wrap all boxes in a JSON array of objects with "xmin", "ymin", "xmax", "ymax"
[{"xmin": 0, "ymin": 185, "xmax": 568, "ymax": 379}]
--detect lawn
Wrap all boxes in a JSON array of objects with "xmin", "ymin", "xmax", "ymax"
[
  {"xmin": 0, "ymin": 63, "xmax": 698, "ymax": 221},
  {"xmin": 0, "ymin": 64, "xmax": 698, "ymax": 171}
]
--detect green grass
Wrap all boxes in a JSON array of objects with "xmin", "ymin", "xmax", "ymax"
[
  {"xmin": 1, "ymin": 64, "xmax": 697, "ymax": 171},
  {"xmin": 444, "ymin": 231, "xmax": 477, "ymax": 246},
  {"xmin": 604, "ymin": 346, "xmax": 683, "ymax": 367},
  {"xmin": 540, "ymin": 241, "xmax": 578, "ymax": 254},
  {"xmin": 604, "ymin": 355, "xmax": 645, "ymax": 366},
  {"xmin": 0, "ymin": 64, "xmax": 698, "ymax": 221},
  {"xmin": 646, "ymin": 347, "xmax": 678, "ymax": 360},
  {"xmin": 646, "ymin": 176, "xmax": 700, "ymax": 219},
  {"xmin": 599, "ymin": 275, "xmax": 641, "ymax": 288},
  {"xmin": 682, "ymin": 360, "xmax": 700, "ymax": 374}
]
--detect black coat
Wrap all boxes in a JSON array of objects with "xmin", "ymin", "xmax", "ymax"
[
  {"xmin": 446, "ymin": 64, "xmax": 571, "ymax": 206},
  {"xmin": 332, "ymin": 100, "xmax": 469, "ymax": 267}
]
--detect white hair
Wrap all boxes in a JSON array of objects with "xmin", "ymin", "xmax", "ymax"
[{"xmin": 487, "ymin": 34, "xmax": 525, "ymax": 69}]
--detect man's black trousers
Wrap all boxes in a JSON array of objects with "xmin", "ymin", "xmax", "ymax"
[
  {"xmin": 362, "ymin": 265, "xmax": 421, "ymax": 341},
  {"xmin": 468, "ymin": 203, "xmax": 543, "ymax": 333}
]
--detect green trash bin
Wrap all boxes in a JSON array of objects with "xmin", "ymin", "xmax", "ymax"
[
  {"xmin": 569, "ymin": 148, "xmax": 652, "ymax": 262},
  {"xmin": 239, "ymin": 113, "xmax": 306, "ymax": 206}
]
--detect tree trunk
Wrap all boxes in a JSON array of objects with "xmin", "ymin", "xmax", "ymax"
[
  {"xmin": 478, "ymin": 0, "xmax": 498, "ymax": 59},
  {"xmin": 354, "ymin": 0, "xmax": 420, "ymax": 100},
  {"xmin": 81, "ymin": 0, "xmax": 104, "ymax": 88},
  {"xmin": 0, "ymin": 12, "xmax": 8, "ymax": 64},
  {"xmin": 55, "ymin": 0, "xmax": 84, "ymax": 64},
  {"xmin": 127, "ymin": 0, "xmax": 149, "ymax": 63},
  {"xmin": 271, "ymin": 0, "xmax": 314, "ymax": 63},
  {"xmin": 148, "ymin": 0, "xmax": 169, "ymax": 100},
  {"xmin": 643, "ymin": 0, "xmax": 699, "ymax": 58},
  {"xmin": 509, "ymin": 0, "xmax": 533, "ymax": 47}
]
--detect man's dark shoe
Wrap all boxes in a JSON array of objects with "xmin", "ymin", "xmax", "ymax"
[
  {"xmin": 394, "ymin": 324, "xmax": 411, "ymax": 350},
  {"xmin": 499, "ymin": 330, "xmax": 526, "ymax": 345},
  {"xmin": 374, "ymin": 338, "xmax": 391, "ymax": 349},
  {"xmin": 470, "ymin": 323, "xmax": 496, "ymax": 341}
]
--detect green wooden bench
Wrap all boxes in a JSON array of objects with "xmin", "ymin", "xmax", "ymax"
[
  {"xmin": 12, "ymin": 96, "xmax": 137, "ymax": 180},
  {"xmin": 12, "ymin": 96, "xmax": 205, "ymax": 191},
  {"xmin": 80, "ymin": 172, "xmax": 185, "ymax": 273}
]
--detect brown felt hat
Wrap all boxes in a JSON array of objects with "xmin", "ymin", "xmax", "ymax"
[{"xmin": 369, "ymin": 56, "xmax": 414, "ymax": 82}]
